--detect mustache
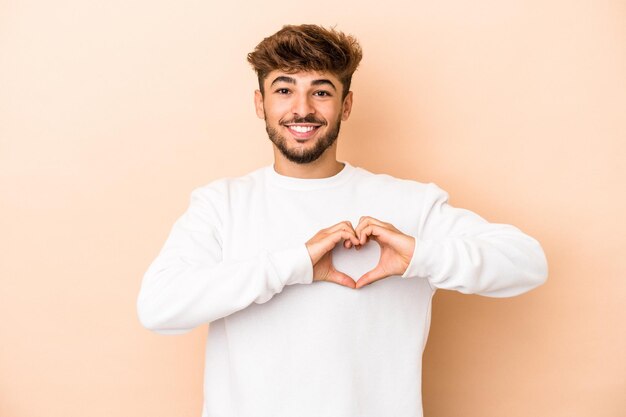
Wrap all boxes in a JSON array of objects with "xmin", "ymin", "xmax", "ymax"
[{"xmin": 280, "ymin": 115, "xmax": 326, "ymax": 125}]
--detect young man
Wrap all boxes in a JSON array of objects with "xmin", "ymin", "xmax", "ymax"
[{"xmin": 137, "ymin": 24, "xmax": 548, "ymax": 417}]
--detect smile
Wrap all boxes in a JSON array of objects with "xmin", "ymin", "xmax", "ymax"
[
  {"xmin": 284, "ymin": 124, "xmax": 321, "ymax": 139},
  {"xmin": 290, "ymin": 125, "xmax": 316, "ymax": 133}
]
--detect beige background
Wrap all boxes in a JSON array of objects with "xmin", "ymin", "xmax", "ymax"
[{"xmin": 1, "ymin": 0, "xmax": 625, "ymax": 416}]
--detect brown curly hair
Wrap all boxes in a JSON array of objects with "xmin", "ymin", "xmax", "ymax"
[{"xmin": 247, "ymin": 24, "xmax": 363, "ymax": 99}]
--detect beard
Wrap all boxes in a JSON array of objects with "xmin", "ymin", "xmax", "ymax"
[{"xmin": 265, "ymin": 113, "xmax": 342, "ymax": 164}]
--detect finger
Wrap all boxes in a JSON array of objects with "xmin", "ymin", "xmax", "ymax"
[
  {"xmin": 357, "ymin": 216, "xmax": 387, "ymax": 228},
  {"xmin": 355, "ymin": 217, "xmax": 388, "ymax": 242},
  {"xmin": 320, "ymin": 229, "xmax": 358, "ymax": 248},
  {"xmin": 356, "ymin": 217, "xmax": 400, "ymax": 238},
  {"xmin": 344, "ymin": 240, "xmax": 361, "ymax": 249},
  {"xmin": 363, "ymin": 223, "xmax": 401, "ymax": 246},
  {"xmin": 327, "ymin": 220, "xmax": 356, "ymax": 234},
  {"xmin": 329, "ymin": 229, "xmax": 360, "ymax": 247},
  {"xmin": 362, "ymin": 216, "xmax": 396, "ymax": 231},
  {"xmin": 329, "ymin": 269, "xmax": 356, "ymax": 289},
  {"xmin": 358, "ymin": 224, "xmax": 387, "ymax": 245},
  {"xmin": 355, "ymin": 264, "xmax": 387, "ymax": 289},
  {"xmin": 310, "ymin": 230, "xmax": 360, "ymax": 264}
]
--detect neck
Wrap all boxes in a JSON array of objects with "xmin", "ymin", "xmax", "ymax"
[{"xmin": 272, "ymin": 148, "xmax": 344, "ymax": 179}]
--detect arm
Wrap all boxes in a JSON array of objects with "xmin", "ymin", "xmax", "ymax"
[
  {"xmin": 402, "ymin": 183, "xmax": 548, "ymax": 297},
  {"xmin": 136, "ymin": 186, "xmax": 313, "ymax": 334}
]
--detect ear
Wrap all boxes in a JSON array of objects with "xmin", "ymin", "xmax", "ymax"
[
  {"xmin": 254, "ymin": 90, "xmax": 265, "ymax": 119},
  {"xmin": 341, "ymin": 91, "xmax": 353, "ymax": 121}
]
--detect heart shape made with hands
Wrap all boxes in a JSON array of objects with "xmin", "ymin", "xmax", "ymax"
[{"xmin": 331, "ymin": 239, "xmax": 381, "ymax": 283}]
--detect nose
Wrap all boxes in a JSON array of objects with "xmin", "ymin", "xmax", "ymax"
[{"xmin": 291, "ymin": 93, "xmax": 315, "ymax": 117}]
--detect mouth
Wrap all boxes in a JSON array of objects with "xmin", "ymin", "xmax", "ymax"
[{"xmin": 283, "ymin": 123, "xmax": 322, "ymax": 140}]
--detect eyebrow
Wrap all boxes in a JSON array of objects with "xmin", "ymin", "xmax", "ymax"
[
  {"xmin": 312, "ymin": 79, "xmax": 337, "ymax": 91},
  {"xmin": 270, "ymin": 76, "xmax": 337, "ymax": 91}
]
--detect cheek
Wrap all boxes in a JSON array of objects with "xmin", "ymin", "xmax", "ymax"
[
  {"xmin": 310, "ymin": 99, "xmax": 334, "ymax": 114},
  {"xmin": 264, "ymin": 101, "xmax": 290, "ymax": 121},
  {"xmin": 324, "ymin": 105, "xmax": 343, "ymax": 121}
]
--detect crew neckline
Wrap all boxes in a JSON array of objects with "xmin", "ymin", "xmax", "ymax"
[{"xmin": 265, "ymin": 161, "xmax": 356, "ymax": 190}]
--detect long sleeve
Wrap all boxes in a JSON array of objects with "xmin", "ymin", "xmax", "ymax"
[
  {"xmin": 136, "ymin": 185, "xmax": 314, "ymax": 334},
  {"xmin": 401, "ymin": 183, "xmax": 548, "ymax": 297}
]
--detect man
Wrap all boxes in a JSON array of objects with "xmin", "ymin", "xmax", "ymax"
[{"xmin": 137, "ymin": 24, "xmax": 548, "ymax": 417}]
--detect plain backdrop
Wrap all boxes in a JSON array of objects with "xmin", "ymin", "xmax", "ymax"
[{"xmin": 1, "ymin": 1, "xmax": 625, "ymax": 416}]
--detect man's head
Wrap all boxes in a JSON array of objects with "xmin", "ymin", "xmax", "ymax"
[
  {"xmin": 247, "ymin": 24, "xmax": 363, "ymax": 100},
  {"xmin": 248, "ymin": 25, "xmax": 363, "ymax": 165}
]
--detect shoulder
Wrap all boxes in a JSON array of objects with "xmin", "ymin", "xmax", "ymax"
[
  {"xmin": 193, "ymin": 166, "xmax": 265, "ymax": 197},
  {"xmin": 351, "ymin": 165, "xmax": 442, "ymax": 197},
  {"xmin": 187, "ymin": 167, "xmax": 267, "ymax": 213}
]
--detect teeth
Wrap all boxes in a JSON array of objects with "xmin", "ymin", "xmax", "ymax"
[{"xmin": 289, "ymin": 125, "xmax": 316, "ymax": 133}]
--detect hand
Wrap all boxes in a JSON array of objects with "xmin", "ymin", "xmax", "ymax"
[
  {"xmin": 306, "ymin": 221, "xmax": 361, "ymax": 289},
  {"xmin": 353, "ymin": 216, "xmax": 415, "ymax": 288}
]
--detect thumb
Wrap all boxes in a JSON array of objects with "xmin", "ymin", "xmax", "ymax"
[
  {"xmin": 328, "ymin": 268, "xmax": 356, "ymax": 289},
  {"xmin": 355, "ymin": 264, "xmax": 387, "ymax": 289}
]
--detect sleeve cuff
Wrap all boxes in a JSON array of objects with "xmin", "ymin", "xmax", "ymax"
[
  {"xmin": 269, "ymin": 244, "xmax": 314, "ymax": 286},
  {"xmin": 401, "ymin": 238, "xmax": 431, "ymax": 279}
]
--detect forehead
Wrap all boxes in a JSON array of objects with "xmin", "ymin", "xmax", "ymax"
[{"xmin": 264, "ymin": 70, "xmax": 341, "ymax": 87}]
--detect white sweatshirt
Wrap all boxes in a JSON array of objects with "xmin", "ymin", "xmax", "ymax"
[{"xmin": 137, "ymin": 161, "xmax": 547, "ymax": 417}]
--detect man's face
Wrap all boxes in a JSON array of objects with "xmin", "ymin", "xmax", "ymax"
[{"xmin": 254, "ymin": 70, "xmax": 353, "ymax": 164}]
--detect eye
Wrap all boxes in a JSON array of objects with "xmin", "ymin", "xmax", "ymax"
[
  {"xmin": 275, "ymin": 88, "xmax": 290, "ymax": 95},
  {"xmin": 314, "ymin": 90, "xmax": 332, "ymax": 97}
]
